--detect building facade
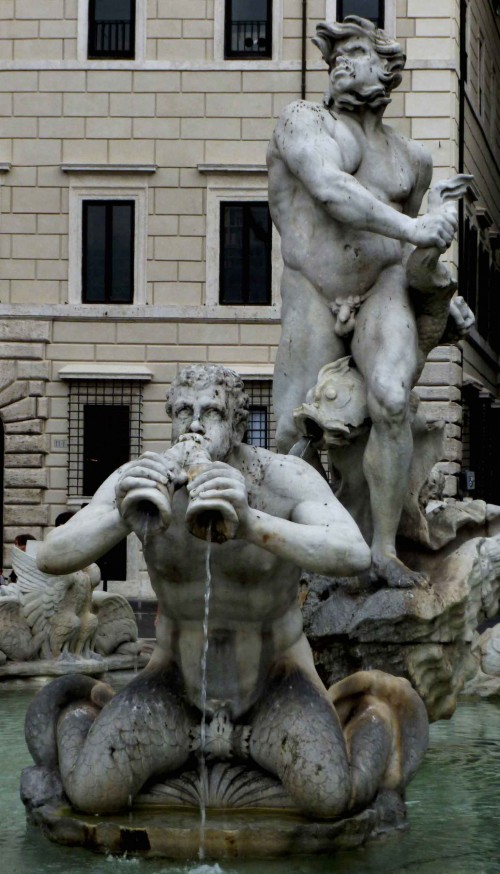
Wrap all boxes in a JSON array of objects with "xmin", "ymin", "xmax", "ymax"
[{"xmin": 0, "ymin": 0, "xmax": 498, "ymax": 588}]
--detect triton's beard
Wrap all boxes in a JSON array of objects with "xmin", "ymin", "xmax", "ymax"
[{"xmin": 330, "ymin": 81, "xmax": 391, "ymax": 111}]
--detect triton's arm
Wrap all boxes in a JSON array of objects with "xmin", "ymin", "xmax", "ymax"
[{"xmin": 273, "ymin": 101, "xmax": 454, "ymax": 251}]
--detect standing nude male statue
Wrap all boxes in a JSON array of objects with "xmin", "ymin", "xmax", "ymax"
[{"xmin": 268, "ymin": 15, "xmax": 470, "ymax": 588}]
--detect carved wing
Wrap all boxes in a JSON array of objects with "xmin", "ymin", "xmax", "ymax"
[
  {"xmin": 91, "ymin": 591, "xmax": 138, "ymax": 655},
  {"xmin": 11, "ymin": 546, "xmax": 77, "ymax": 642},
  {"xmin": 0, "ymin": 597, "xmax": 40, "ymax": 661}
]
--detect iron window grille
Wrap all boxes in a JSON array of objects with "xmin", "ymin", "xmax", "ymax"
[
  {"xmin": 243, "ymin": 380, "xmax": 276, "ymax": 449},
  {"xmin": 220, "ymin": 201, "xmax": 272, "ymax": 305},
  {"xmin": 337, "ymin": 0, "xmax": 384, "ymax": 28},
  {"xmin": 67, "ymin": 380, "xmax": 143, "ymax": 499},
  {"xmin": 243, "ymin": 379, "xmax": 331, "ymax": 479},
  {"xmin": 224, "ymin": 0, "xmax": 272, "ymax": 58},
  {"xmin": 82, "ymin": 200, "xmax": 135, "ymax": 304},
  {"xmin": 88, "ymin": 0, "xmax": 136, "ymax": 59}
]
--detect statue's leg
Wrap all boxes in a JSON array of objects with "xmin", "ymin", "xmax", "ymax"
[
  {"xmin": 352, "ymin": 272, "xmax": 426, "ymax": 587},
  {"xmin": 248, "ymin": 654, "xmax": 350, "ymax": 818},
  {"xmin": 32, "ymin": 666, "xmax": 195, "ymax": 813},
  {"xmin": 274, "ymin": 267, "xmax": 345, "ymax": 453}
]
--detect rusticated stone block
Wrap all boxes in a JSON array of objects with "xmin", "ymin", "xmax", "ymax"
[
  {"xmin": 4, "ymin": 453, "xmax": 44, "ymax": 468},
  {"xmin": 36, "ymin": 397, "xmax": 49, "ymax": 419},
  {"xmin": 5, "ymin": 420, "xmax": 43, "ymax": 435},
  {"xmin": 0, "ymin": 360, "xmax": 17, "ymax": 391},
  {"xmin": 443, "ymin": 436, "xmax": 462, "ymax": 461},
  {"xmin": 4, "ymin": 488, "xmax": 43, "ymax": 504},
  {"xmin": 28, "ymin": 380, "xmax": 46, "ymax": 397},
  {"xmin": 428, "ymin": 344, "xmax": 462, "ymax": 363},
  {"xmin": 4, "ymin": 505, "xmax": 50, "ymax": 525},
  {"xmin": 1, "ymin": 396, "xmax": 37, "ymax": 422},
  {"xmin": 414, "ymin": 385, "xmax": 461, "ymax": 402},
  {"xmin": 0, "ymin": 380, "xmax": 29, "ymax": 409},
  {"xmin": 4, "ymin": 468, "xmax": 48, "ymax": 488},
  {"xmin": 18, "ymin": 362, "xmax": 50, "ymax": 381},
  {"xmin": 0, "ymin": 343, "xmax": 45, "ymax": 360},
  {"xmin": 0, "ymin": 320, "xmax": 50, "ymax": 342},
  {"xmin": 4, "ymin": 433, "xmax": 48, "ymax": 453},
  {"xmin": 419, "ymin": 361, "xmax": 462, "ymax": 387},
  {"xmin": 420, "ymin": 401, "xmax": 462, "ymax": 423}
]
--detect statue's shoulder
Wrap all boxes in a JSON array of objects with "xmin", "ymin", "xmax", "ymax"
[
  {"xmin": 383, "ymin": 123, "xmax": 432, "ymax": 173},
  {"xmin": 276, "ymin": 99, "xmax": 334, "ymax": 136}
]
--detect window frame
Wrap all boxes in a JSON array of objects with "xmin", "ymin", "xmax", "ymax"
[
  {"xmin": 336, "ymin": 0, "xmax": 384, "ymax": 28},
  {"xmin": 77, "ymin": 0, "xmax": 146, "ymax": 64},
  {"xmin": 219, "ymin": 200, "xmax": 273, "ymax": 306},
  {"xmin": 87, "ymin": 0, "xmax": 136, "ymax": 60},
  {"xmin": 68, "ymin": 181, "xmax": 148, "ymax": 306},
  {"xmin": 325, "ymin": 1, "xmax": 395, "ymax": 37},
  {"xmin": 224, "ymin": 0, "xmax": 273, "ymax": 60},
  {"xmin": 205, "ymin": 180, "xmax": 282, "ymax": 312},
  {"xmin": 81, "ymin": 199, "xmax": 135, "ymax": 304},
  {"xmin": 214, "ymin": 0, "xmax": 283, "ymax": 62}
]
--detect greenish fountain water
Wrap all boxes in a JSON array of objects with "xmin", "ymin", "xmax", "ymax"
[{"xmin": 3, "ymin": 676, "xmax": 500, "ymax": 874}]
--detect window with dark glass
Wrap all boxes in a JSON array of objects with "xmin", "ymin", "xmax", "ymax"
[
  {"xmin": 243, "ymin": 381, "xmax": 275, "ymax": 449},
  {"xmin": 88, "ymin": 0, "xmax": 136, "ymax": 59},
  {"xmin": 224, "ymin": 0, "xmax": 272, "ymax": 59},
  {"xmin": 220, "ymin": 202, "xmax": 272, "ymax": 305},
  {"xmin": 67, "ymin": 380, "xmax": 143, "ymax": 580},
  {"xmin": 338, "ymin": 0, "xmax": 384, "ymax": 28},
  {"xmin": 82, "ymin": 200, "xmax": 134, "ymax": 304}
]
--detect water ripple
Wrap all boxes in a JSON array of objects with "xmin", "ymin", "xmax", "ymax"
[{"xmin": 3, "ymin": 683, "xmax": 500, "ymax": 873}]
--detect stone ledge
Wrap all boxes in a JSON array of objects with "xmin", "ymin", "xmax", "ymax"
[{"xmin": 61, "ymin": 164, "xmax": 157, "ymax": 174}]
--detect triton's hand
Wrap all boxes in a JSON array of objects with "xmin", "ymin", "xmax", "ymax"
[
  {"xmin": 115, "ymin": 452, "xmax": 187, "ymax": 534},
  {"xmin": 410, "ymin": 205, "xmax": 458, "ymax": 252},
  {"xmin": 187, "ymin": 462, "xmax": 250, "ymax": 524}
]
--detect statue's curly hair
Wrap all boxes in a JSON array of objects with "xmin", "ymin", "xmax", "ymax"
[
  {"xmin": 313, "ymin": 16, "xmax": 406, "ymax": 107},
  {"xmin": 165, "ymin": 364, "xmax": 249, "ymax": 431}
]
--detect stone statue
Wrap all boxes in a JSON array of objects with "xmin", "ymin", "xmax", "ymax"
[
  {"xmin": 0, "ymin": 544, "xmax": 139, "ymax": 665},
  {"xmin": 23, "ymin": 365, "xmax": 428, "ymax": 831},
  {"xmin": 267, "ymin": 15, "xmax": 474, "ymax": 588}
]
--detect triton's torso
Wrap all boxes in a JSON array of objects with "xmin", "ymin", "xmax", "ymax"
[
  {"xmin": 143, "ymin": 447, "xmax": 305, "ymax": 717},
  {"xmin": 268, "ymin": 103, "xmax": 419, "ymax": 303}
]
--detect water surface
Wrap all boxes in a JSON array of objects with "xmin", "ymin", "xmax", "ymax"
[{"xmin": 2, "ymin": 677, "xmax": 499, "ymax": 873}]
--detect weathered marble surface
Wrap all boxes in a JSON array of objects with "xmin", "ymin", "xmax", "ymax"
[
  {"xmin": 22, "ymin": 365, "xmax": 427, "ymax": 848},
  {"xmin": 303, "ymin": 533, "xmax": 500, "ymax": 721}
]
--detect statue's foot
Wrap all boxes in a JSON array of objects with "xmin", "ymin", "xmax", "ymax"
[{"xmin": 371, "ymin": 554, "xmax": 429, "ymax": 589}]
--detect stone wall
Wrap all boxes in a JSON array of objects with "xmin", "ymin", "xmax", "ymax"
[{"xmin": 0, "ymin": 320, "xmax": 50, "ymax": 567}]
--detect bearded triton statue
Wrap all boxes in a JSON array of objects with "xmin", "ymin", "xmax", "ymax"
[{"xmin": 268, "ymin": 15, "xmax": 474, "ymax": 588}]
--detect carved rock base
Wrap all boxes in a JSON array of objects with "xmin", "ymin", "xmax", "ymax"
[{"xmin": 302, "ymin": 534, "xmax": 500, "ymax": 721}]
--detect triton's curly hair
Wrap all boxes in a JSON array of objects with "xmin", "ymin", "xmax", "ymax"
[
  {"xmin": 165, "ymin": 364, "xmax": 249, "ymax": 431},
  {"xmin": 313, "ymin": 16, "xmax": 406, "ymax": 109}
]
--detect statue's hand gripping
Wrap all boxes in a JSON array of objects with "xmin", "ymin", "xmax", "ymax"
[
  {"xmin": 186, "ymin": 462, "xmax": 251, "ymax": 539},
  {"xmin": 115, "ymin": 452, "xmax": 188, "ymax": 538}
]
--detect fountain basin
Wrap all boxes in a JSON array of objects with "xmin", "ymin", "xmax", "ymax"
[{"xmin": 24, "ymin": 802, "xmax": 400, "ymax": 860}]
